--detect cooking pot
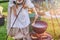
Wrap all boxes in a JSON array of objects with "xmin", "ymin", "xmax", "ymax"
[
  {"xmin": 32, "ymin": 16, "xmax": 48, "ymax": 34},
  {"xmin": 32, "ymin": 21, "xmax": 47, "ymax": 34}
]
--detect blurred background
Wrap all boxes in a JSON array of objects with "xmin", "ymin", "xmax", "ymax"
[{"xmin": 0, "ymin": 0, "xmax": 60, "ymax": 40}]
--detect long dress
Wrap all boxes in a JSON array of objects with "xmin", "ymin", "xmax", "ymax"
[{"xmin": 7, "ymin": 0, "xmax": 34, "ymax": 38}]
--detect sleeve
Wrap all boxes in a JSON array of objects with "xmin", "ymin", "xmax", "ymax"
[
  {"xmin": 8, "ymin": 0, "xmax": 15, "ymax": 7},
  {"xmin": 26, "ymin": 0, "xmax": 34, "ymax": 8}
]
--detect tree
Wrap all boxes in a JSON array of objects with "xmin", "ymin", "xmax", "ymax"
[{"xmin": 0, "ymin": 0, "xmax": 9, "ymax": 3}]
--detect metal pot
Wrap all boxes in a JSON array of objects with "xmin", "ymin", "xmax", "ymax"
[{"xmin": 32, "ymin": 21, "xmax": 48, "ymax": 34}]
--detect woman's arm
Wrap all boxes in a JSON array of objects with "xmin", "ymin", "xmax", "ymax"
[
  {"xmin": 32, "ymin": 7, "xmax": 38, "ymax": 25},
  {"xmin": 25, "ymin": 0, "xmax": 38, "ymax": 25},
  {"xmin": 33, "ymin": 7, "xmax": 38, "ymax": 16}
]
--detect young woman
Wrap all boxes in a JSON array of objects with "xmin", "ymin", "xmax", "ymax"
[{"xmin": 7, "ymin": 0, "xmax": 38, "ymax": 40}]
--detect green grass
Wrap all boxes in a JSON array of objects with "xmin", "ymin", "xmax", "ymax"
[
  {"xmin": 0, "ymin": 2, "xmax": 8, "ymax": 12},
  {"xmin": 1, "ymin": 12, "xmax": 60, "ymax": 40},
  {"xmin": 0, "ymin": 12, "xmax": 60, "ymax": 40},
  {"xmin": 1, "ymin": 1, "xmax": 60, "ymax": 40},
  {"xmin": 41, "ymin": 17, "xmax": 60, "ymax": 40},
  {"xmin": 0, "ymin": 22, "xmax": 7, "ymax": 40},
  {"xmin": 3, "ymin": 12, "xmax": 8, "ymax": 16}
]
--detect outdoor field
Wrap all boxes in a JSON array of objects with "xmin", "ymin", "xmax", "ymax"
[{"xmin": 0, "ymin": 1, "xmax": 60, "ymax": 40}]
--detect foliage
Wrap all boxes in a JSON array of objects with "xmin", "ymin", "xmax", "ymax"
[{"xmin": 0, "ymin": 2, "xmax": 8, "ymax": 12}]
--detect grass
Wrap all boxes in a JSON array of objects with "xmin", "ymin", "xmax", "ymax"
[
  {"xmin": 0, "ymin": 22, "xmax": 7, "ymax": 40},
  {"xmin": 0, "ymin": 12, "xmax": 60, "ymax": 40},
  {"xmin": 3, "ymin": 12, "xmax": 8, "ymax": 16},
  {"xmin": 0, "ymin": 2, "xmax": 8, "ymax": 12},
  {"xmin": 0, "ymin": 2, "xmax": 60, "ymax": 39},
  {"xmin": 41, "ymin": 17, "xmax": 60, "ymax": 40},
  {"xmin": 0, "ymin": 1, "xmax": 60, "ymax": 40},
  {"xmin": 0, "ymin": 13, "xmax": 60, "ymax": 40}
]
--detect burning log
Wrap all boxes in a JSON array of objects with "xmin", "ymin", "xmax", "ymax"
[{"xmin": 30, "ymin": 32, "xmax": 53, "ymax": 40}]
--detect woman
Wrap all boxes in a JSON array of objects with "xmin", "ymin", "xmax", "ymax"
[{"xmin": 7, "ymin": 0, "xmax": 38, "ymax": 40}]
